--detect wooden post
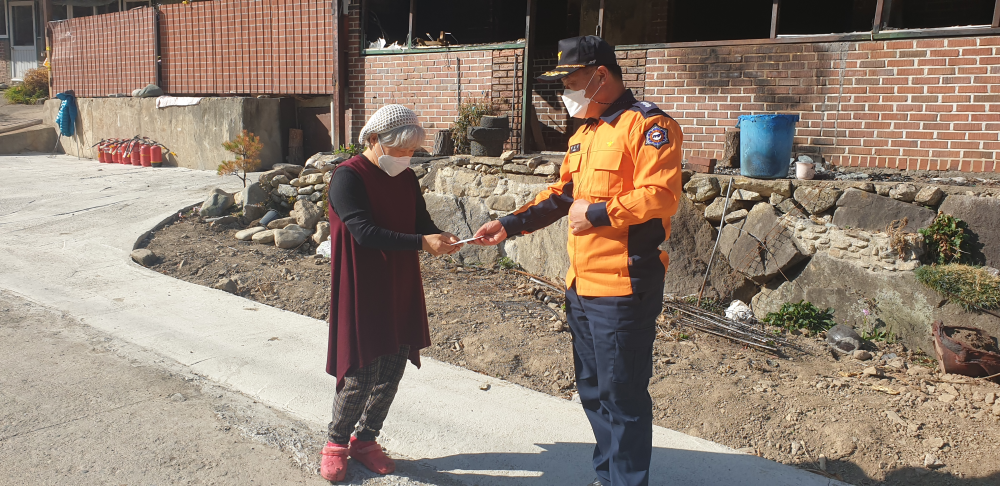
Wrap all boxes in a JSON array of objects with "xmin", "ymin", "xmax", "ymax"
[
  {"xmin": 873, "ymin": 0, "xmax": 886, "ymax": 34},
  {"xmin": 520, "ymin": 0, "xmax": 536, "ymax": 154},
  {"xmin": 332, "ymin": 0, "xmax": 345, "ymax": 149},
  {"xmin": 770, "ymin": 0, "xmax": 781, "ymax": 39},
  {"xmin": 596, "ymin": 0, "xmax": 604, "ymax": 37},
  {"xmin": 408, "ymin": 0, "xmax": 415, "ymax": 48},
  {"xmin": 993, "ymin": 0, "xmax": 1000, "ymax": 28}
]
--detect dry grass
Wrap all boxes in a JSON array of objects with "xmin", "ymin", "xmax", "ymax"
[{"xmin": 915, "ymin": 264, "xmax": 1000, "ymax": 311}]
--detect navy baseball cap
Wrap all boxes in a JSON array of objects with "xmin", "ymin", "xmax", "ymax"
[{"xmin": 537, "ymin": 35, "xmax": 618, "ymax": 82}]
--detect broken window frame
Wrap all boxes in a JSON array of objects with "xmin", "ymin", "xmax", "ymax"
[
  {"xmin": 361, "ymin": 0, "xmax": 527, "ymax": 56},
  {"xmin": 599, "ymin": 0, "xmax": 1000, "ymax": 49}
]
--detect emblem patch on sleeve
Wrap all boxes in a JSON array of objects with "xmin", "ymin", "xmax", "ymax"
[
  {"xmin": 644, "ymin": 124, "xmax": 669, "ymax": 149},
  {"xmin": 569, "ymin": 143, "xmax": 581, "ymax": 153}
]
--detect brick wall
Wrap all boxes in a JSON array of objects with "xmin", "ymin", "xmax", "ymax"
[
  {"xmin": 345, "ymin": 3, "xmax": 523, "ymax": 152},
  {"xmin": 50, "ymin": 9, "xmax": 157, "ymax": 97},
  {"xmin": 642, "ymin": 36, "xmax": 1000, "ymax": 173},
  {"xmin": 0, "ymin": 40, "xmax": 9, "ymax": 85}
]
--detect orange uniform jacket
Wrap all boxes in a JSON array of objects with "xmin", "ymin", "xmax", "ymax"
[{"xmin": 498, "ymin": 91, "xmax": 683, "ymax": 297}]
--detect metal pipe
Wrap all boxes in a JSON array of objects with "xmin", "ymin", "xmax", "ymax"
[{"xmin": 698, "ymin": 177, "xmax": 734, "ymax": 305}]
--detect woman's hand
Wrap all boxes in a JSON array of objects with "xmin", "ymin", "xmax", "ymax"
[
  {"xmin": 470, "ymin": 221, "xmax": 507, "ymax": 246},
  {"xmin": 422, "ymin": 232, "xmax": 462, "ymax": 256}
]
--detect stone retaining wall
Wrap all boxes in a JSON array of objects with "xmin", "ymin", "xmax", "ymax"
[{"xmin": 417, "ymin": 159, "xmax": 1000, "ymax": 352}]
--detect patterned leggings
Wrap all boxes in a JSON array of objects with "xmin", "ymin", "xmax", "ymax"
[{"xmin": 328, "ymin": 345, "xmax": 410, "ymax": 445}]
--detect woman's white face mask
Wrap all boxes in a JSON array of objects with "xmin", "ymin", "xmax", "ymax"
[
  {"xmin": 562, "ymin": 70, "xmax": 603, "ymax": 119},
  {"xmin": 375, "ymin": 143, "xmax": 411, "ymax": 177}
]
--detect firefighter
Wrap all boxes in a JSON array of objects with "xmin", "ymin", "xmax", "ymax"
[{"xmin": 471, "ymin": 35, "xmax": 683, "ymax": 486}]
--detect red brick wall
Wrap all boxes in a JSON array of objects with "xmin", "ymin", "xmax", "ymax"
[
  {"xmin": 642, "ymin": 36, "xmax": 1000, "ymax": 173},
  {"xmin": 0, "ymin": 40, "xmax": 10, "ymax": 85},
  {"xmin": 345, "ymin": 3, "xmax": 523, "ymax": 152}
]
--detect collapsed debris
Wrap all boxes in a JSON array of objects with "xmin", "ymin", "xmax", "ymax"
[{"xmin": 932, "ymin": 321, "xmax": 1000, "ymax": 382}]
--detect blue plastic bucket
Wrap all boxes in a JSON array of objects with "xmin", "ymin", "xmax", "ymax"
[{"xmin": 737, "ymin": 114, "xmax": 800, "ymax": 179}]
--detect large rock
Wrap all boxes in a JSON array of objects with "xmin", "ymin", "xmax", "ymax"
[
  {"xmin": 313, "ymin": 221, "xmax": 330, "ymax": 244},
  {"xmin": 130, "ymin": 249, "xmax": 157, "ymax": 267},
  {"xmin": 503, "ymin": 218, "xmax": 572, "ymax": 285},
  {"xmin": 241, "ymin": 183, "xmax": 268, "ymax": 208},
  {"xmin": 889, "ymin": 183, "xmax": 918, "ymax": 203},
  {"xmin": 273, "ymin": 224, "xmax": 312, "ymax": 249},
  {"xmin": 199, "ymin": 188, "xmax": 235, "ymax": 217},
  {"xmin": 721, "ymin": 177, "xmax": 793, "ymax": 198},
  {"xmin": 704, "ymin": 198, "xmax": 748, "ymax": 224},
  {"xmin": 267, "ymin": 217, "xmax": 296, "ymax": 229},
  {"xmin": 832, "ymin": 189, "xmax": 936, "ymax": 233},
  {"xmin": 752, "ymin": 253, "xmax": 1000, "ymax": 353},
  {"xmin": 291, "ymin": 200, "xmax": 323, "ymax": 230},
  {"xmin": 914, "ymin": 186, "xmax": 944, "ymax": 206},
  {"xmin": 276, "ymin": 184, "xmax": 297, "ymax": 198},
  {"xmin": 684, "ymin": 177, "xmax": 720, "ymax": 203},
  {"xmin": 719, "ymin": 203, "xmax": 808, "ymax": 284},
  {"xmin": 657, "ymin": 197, "xmax": 754, "ymax": 300},
  {"xmin": 235, "ymin": 227, "xmax": 266, "ymax": 241},
  {"xmin": 939, "ymin": 195, "xmax": 1000, "ymax": 267},
  {"xmin": 793, "ymin": 186, "xmax": 842, "ymax": 214},
  {"xmin": 251, "ymin": 229, "xmax": 275, "ymax": 244},
  {"xmin": 421, "ymin": 193, "xmax": 500, "ymax": 265}
]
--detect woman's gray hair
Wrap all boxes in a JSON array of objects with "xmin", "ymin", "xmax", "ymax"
[{"xmin": 374, "ymin": 125, "xmax": 425, "ymax": 151}]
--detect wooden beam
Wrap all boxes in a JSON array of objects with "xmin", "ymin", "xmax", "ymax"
[
  {"xmin": 770, "ymin": 0, "xmax": 781, "ymax": 39},
  {"xmin": 332, "ymin": 0, "xmax": 346, "ymax": 149},
  {"xmin": 520, "ymin": 0, "xmax": 536, "ymax": 154},
  {"xmin": 408, "ymin": 0, "xmax": 415, "ymax": 48},
  {"xmin": 597, "ymin": 0, "xmax": 605, "ymax": 37},
  {"xmin": 873, "ymin": 0, "xmax": 886, "ymax": 34},
  {"xmin": 994, "ymin": 0, "xmax": 1000, "ymax": 28}
]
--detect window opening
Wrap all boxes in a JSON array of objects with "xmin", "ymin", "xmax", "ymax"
[
  {"xmin": 883, "ymin": 0, "xmax": 995, "ymax": 29},
  {"xmin": 778, "ymin": 0, "xmax": 878, "ymax": 35}
]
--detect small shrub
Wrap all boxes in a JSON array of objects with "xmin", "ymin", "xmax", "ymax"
[
  {"xmin": 885, "ymin": 218, "xmax": 910, "ymax": 256},
  {"xmin": 218, "ymin": 130, "xmax": 263, "ymax": 188},
  {"xmin": 3, "ymin": 68, "xmax": 49, "ymax": 104},
  {"xmin": 763, "ymin": 301, "xmax": 836, "ymax": 332},
  {"xmin": 919, "ymin": 212, "xmax": 968, "ymax": 264},
  {"xmin": 915, "ymin": 264, "xmax": 1000, "ymax": 312},
  {"xmin": 450, "ymin": 96, "xmax": 501, "ymax": 155},
  {"xmin": 497, "ymin": 256, "xmax": 518, "ymax": 270},
  {"xmin": 334, "ymin": 143, "xmax": 363, "ymax": 158}
]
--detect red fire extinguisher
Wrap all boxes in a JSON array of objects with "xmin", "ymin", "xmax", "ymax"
[
  {"xmin": 118, "ymin": 144, "xmax": 129, "ymax": 164},
  {"xmin": 151, "ymin": 145, "xmax": 164, "ymax": 167},
  {"xmin": 97, "ymin": 143, "xmax": 108, "ymax": 163},
  {"xmin": 129, "ymin": 142, "xmax": 142, "ymax": 166},
  {"xmin": 140, "ymin": 144, "xmax": 152, "ymax": 167}
]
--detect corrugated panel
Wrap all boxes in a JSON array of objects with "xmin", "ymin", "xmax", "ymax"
[
  {"xmin": 50, "ymin": 8, "xmax": 157, "ymax": 97},
  {"xmin": 159, "ymin": 0, "xmax": 334, "ymax": 95}
]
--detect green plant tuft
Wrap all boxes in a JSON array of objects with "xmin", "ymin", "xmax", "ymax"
[
  {"xmin": 497, "ymin": 256, "xmax": 518, "ymax": 270},
  {"xmin": 763, "ymin": 301, "xmax": 837, "ymax": 332},
  {"xmin": 450, "ymin": 96, "xmax": 501, "ymax": 155},
  {"xmin": 334, "ymin": 143, "xmax": 363, "ymax": 158},
  {"xmin": 919, "ymin": 212, "xmax": 968, "ymax": 264},
  {"xmin": 915, "ymin": 264, "xmax": 1000, "ymax": 312}
]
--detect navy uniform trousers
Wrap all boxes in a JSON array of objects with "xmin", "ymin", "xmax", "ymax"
[{"xmin": 565, "ymin": 281, "xmax": 664, "ymax": 486}]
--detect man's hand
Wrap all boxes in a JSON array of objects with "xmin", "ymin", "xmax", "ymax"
[
  {"xmin": 569, "ymin": 199, "xmax": 593, "ymax": 235},
  {"xmin": 470, "ymin": 220, "xmax": 507, "ymax": 246},
  {"xmin": 422, "ymin": 232, "xmax": 462, "ymax": 256}
]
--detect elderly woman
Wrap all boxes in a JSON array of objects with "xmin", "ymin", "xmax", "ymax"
[{"xmin": 320, "ymin": 105, "xmax": 461, "ymax": 482}]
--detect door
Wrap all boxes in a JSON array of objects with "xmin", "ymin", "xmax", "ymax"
[{"xmin": 9, "ymin": 2, "xmax": 37, "ymax": 81}]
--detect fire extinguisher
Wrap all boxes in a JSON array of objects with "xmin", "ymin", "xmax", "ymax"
[
  {"xmin": 140, "ymin": 143, "xmax": 152, "ymax": 167},
  {"xmin": 151, "ymin": 145, "xmax": 164, "ymax": 167},
  {"xmin": 129, "ymin": 141, "xmax": 142, "ymax": 166}
]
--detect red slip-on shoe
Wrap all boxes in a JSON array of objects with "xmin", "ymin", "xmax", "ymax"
[
  {"xmin": 320, "ymin": 442, "xmax": 349, "ymax": 482},
  {"xmin": 349, "ymin": 437, "xmax": 396, "ymax": 475}
]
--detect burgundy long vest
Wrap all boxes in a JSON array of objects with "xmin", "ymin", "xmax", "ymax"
[{"xmin": 325, "ymin": 155, "xmax": 430, "ymax": 391}]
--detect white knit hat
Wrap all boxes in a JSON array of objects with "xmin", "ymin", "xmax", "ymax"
[{"xmin": 358, "ymin": 104, "xmax": 420, "ymax": 146}]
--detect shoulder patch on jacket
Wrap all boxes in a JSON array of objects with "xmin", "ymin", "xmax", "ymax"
[
  {"xmin": 644, "ymin": 124, "xmax": 670, "ymax": 149},
  {"xmin": 630, "ymin": 100, "xmax": 667, "ymax": 119}
]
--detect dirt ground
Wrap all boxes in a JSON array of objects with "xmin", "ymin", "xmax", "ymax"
[
  {"xmin": 143, "ymin": 211, "xmax": 1000, "ymax": 486},
  {"xmin": 0, "ymin": 289, "xmax": 452, "ymax": 486}
]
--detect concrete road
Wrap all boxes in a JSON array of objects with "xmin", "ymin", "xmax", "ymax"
[{"xmin": 0, "ymin": 154, "xmax": 848, "ymax": 486}]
